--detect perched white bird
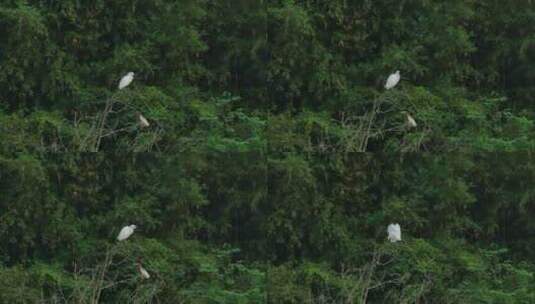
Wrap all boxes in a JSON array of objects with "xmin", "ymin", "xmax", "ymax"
[
  {"xmin": 117, "ymin": 225, "xmax": 137, "ymax": 241},
  {"xmin": 387, "ymin": 223, "xmax": 402, "ymax": 243},
  {"xmin": 385, "ymin": 70, "xmax": 401, "ymax": 90},
  {"xmin": 118, "ymin": 72, "xmax": 134, "ymax": 90},
  {"xmin": 138, "ymin": 113, "xmax": 150, "ymax": 128},
  {"xmin": 406, "ymin": 113, "xmax": 417, "ymax": 128},
  {"xmin": 138, "ymin": 264, "xmax": 150, "ymax": 279}
]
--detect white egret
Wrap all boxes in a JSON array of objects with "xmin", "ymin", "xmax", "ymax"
[
  {"xmin": 117, "ymin": 224, "xmax": 136, "ymax": 241},
  {"xmin": 385, "ymin": 70, "xmax": 400, "ymax": 90},
  {"xmin": 387, "ymin": 223, "xmax": 402, "ymax": 243},
  {"xmin": 118, "ymin": 72, "xmax": 134, "ymax": 90},
  {"xmin": 138, "ymin": 113, "xmax": 150, "ymax": 128},
  {"xmin": 406, "ymin": 113, "xmax": 417, "ymax": 128}
]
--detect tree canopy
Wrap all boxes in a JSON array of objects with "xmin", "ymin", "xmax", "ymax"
[{"xmin": 1, "ymin": 1, "xmax": 535, "ymax": 303}]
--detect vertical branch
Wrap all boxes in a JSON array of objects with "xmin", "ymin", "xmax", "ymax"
[
  {"xmin": 90, "ymin": 246, "xmax": 114, "ymax": 304},
  {"xmin": 93, "ymin": 97, "xmax": 115, "ymax": 152},
  {"xmin": 360, "ymin": 249, "xmax": 383, "ymax": 304},
  {"xmin": 360, "ymin": 97, "xmax": 383, "ymax": 152},
  {"xmin": 341, "ymin": 247, "xmax": 389, "ymax": 304}
]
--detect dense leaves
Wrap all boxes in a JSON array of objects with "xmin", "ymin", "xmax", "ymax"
[{"xmin": 1, "ymin": 0, "xmax": 535, "ymax": 303}]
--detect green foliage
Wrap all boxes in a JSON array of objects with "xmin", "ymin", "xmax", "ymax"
[{"xmin": 2, "ymin": 0, "xmax": 535, "ymax": 303}]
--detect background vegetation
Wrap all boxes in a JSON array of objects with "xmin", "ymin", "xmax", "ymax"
[{"xmin": 1, "ymin": 0, "xmax": 535, "ymax": 303}]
